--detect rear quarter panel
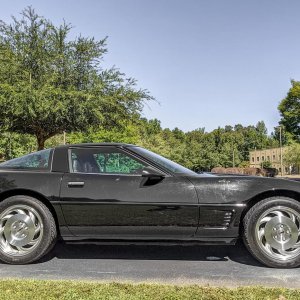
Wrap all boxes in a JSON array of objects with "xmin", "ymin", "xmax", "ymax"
[{"xmin": 0, "ymin": 170, "xmax": 66, "ymax": 227}]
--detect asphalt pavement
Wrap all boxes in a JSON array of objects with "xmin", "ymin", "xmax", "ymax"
[{"xmin": 0, "ymin": 241, "xmax": 299, "ymax": 288}]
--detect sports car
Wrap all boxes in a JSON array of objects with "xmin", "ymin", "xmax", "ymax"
[{"xmin": 0, "ymin": 143, "xmax": 299, "ymax": 267}]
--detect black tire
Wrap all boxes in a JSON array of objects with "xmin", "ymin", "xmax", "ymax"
[
  {"xmin": 243, "ymin": 196, "xmax": 300, "ymax": 268},
  {"xmin": 0, "ymin": 195, "xmax": 57, "ymax": 264}
]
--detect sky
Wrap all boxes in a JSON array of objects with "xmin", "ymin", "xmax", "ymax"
[{"xmin": 1, "ymin": 0, "xmax": 300, "ymax": 134}]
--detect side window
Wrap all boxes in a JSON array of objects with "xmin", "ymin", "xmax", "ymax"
[
  {"xmin": 0, "ymin": 149, "xmax": 52, "ymax": 170},
  {"xmin": 70, "ymin": 148, "xmax": 147, "ymax": 174}
]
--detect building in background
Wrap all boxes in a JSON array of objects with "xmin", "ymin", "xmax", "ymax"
[{"xmin": 249, "ymin": 147, "xmax": 294, "ymax": 175}]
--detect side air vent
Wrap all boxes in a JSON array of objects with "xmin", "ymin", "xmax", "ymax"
[
  {"xmin": 199, "ymin": 208, "xmax": 235, "ymax": 229},
  {"xmin": 223, "ymin": 211, "xmax": 233, "ymax": 227}
]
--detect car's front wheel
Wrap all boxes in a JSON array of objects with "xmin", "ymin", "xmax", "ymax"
[
  {"xmin": 243, "ymin": 196, "xmax": 300, "ymax": 268},
  {"xmin": 0, "ymin": 195, "xmax": 57, "ymax": 264}
]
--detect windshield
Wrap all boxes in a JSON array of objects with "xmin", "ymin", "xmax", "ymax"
[
  {"xmin": 0, "ymin": 149, "xmax": 52, "ymax": 170},
  {"xmin": 130, "ymin": 146, "xmax": 196, "ymax": 175}
]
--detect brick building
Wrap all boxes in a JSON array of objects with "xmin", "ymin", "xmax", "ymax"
[{"xmin": 249, "ymin": 147, "xmax": 297, "ymax": 175}]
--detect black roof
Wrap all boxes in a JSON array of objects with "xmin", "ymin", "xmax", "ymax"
[{"xmin": 56, "ymin": 142, "xmax": 137, "ymax": 148}]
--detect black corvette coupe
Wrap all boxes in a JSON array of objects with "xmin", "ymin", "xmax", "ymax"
[{"xmin": 0, "ymin": 143, "xmax": 299, "ymax": 268}]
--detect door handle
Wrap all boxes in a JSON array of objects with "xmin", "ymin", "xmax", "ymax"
[{"xmin": 68, "ymin": 181, "xmax": 85, "ymax": 188}]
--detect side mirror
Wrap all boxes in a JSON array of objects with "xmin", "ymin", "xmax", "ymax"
[{"xmin": 141, "ymin": 166, "xmax": 165, "ymax": 179}]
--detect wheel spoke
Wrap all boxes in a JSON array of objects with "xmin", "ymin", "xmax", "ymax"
[
  {"xmin": 259, "ymin": 216, "xmax": 271, "ymax": 225},
  {"xmin": 294, "ymin": 243, "xmax": 300, "ymax": 249},
  {"xmin": 1, "ymin": 214, "xmax": 14, "ymax": 221},
  {"xmin": 277, "ymin": 248, "xmax": 288, "ymax": 256},
  {"xmin": 258, "ymin": 228, "xmax": 265, "ymax": 240},
  {"xmin": 15, "ymin": 246, "xmax": 23, "ymax": 252},
  {"xmin": 27, "ymin": 241, "xmax": 37, "ymax": 246},
  {"xmin": 34, "ymin": 224, "xmax": 41, "ymax": 234},
  {"xmin": 287, "ymin": 212, "xmax": 296, "ymax": 223},
  {"xmin": 1, "ymin": 238, "xmax": 8, "ymax": 247},
  {"xmin": 29, "ymin": 211, "xmax": 36, "ymax": 224},
  {"xmin": 2, "ymin": 240, "xmax": 15, "ymax": 253},
  {"xmin": 272, "ymin": 210, "xmax": 285, "ymax": 218},
  {"xmin": 16, "ymin": 209, "xmax": 26, "ymax": 215},
  {"xmin": 264, "ymin": 242, "xmax": 273, "ymax": 254},
  {"xmin": 15, "ymin": 246, "xmax": 30, "ymax": 253}
]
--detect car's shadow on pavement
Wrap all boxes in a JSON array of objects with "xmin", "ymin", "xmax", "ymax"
[{"xmin": 40, "ymin": 239, "xmax": 264, "ymax": 268}]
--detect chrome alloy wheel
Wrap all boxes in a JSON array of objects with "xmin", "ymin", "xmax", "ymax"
[
  {"xmin": 255, "ymin": 206, "xmax": 300, "ymax": 261},
  {"xmin": 0, "ymin": 205, "xmax": 43, "ymax": 256}
]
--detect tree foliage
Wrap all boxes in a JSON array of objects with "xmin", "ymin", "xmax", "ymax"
[
  {"xmin": 284, "ymin": 143, "xmax": 300, "ymax": 170},
  {"xmin": 0, "ymin": 6, "xmax": 292, "ymax": 170},
  {"xmin": 66, "ymin": 120, "xmax": 278, "ymax": 171},
  {"xmin": 278, "ymin": 80, "xmax": 300, "ymax": 142},
  {"xmin": 0, "ymin": 7, "xmax": 152, "ymax": 150}
]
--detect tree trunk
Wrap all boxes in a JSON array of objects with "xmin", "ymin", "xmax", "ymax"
[
  {"xmin": 36, "ymin": 135, "xmax": 45, "ymax": 151},
  {"xmin": 36, "ymin": 132, "xmax": 57, "ymax": 151}
]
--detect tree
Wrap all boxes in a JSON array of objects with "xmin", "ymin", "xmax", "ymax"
[
  {"xmin": 261, "ymin": 161, "xmax": 272, "ymax": 169},
  {"xmin": 64, "ymin": 119, "xmax": 279, "ymax": 172},
  {"xmin": 256, "ymin": 121, "xmax": 267, "ymax": 135},
  {"xmin": 0, "ymin": 7, "xmax": 152, "ymax": 150},
  {"xmin": 278, "ymin": 80, "xmax": 300, "ymax": 141},
  {"xmin": 271, "ymin": 126, "xmax": 290, "ymax": 146},
  {"xmin": 0, "ymin": 132, "xmax": 35, "ymax": 161},
  {"xmin": 284, "ymin": 143, "xmax": 300, "ymax": 173}
]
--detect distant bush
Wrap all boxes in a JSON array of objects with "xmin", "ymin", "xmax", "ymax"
[{"xmin": 211, "ymin": 167, "xmax": 277, "ymax": 177}]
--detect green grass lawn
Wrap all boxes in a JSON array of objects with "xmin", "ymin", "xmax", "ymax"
[{"xmin": 0, "ymin": 279, "xmax": 299, "ymax": 300}]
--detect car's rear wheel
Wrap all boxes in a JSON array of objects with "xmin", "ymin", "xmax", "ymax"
[
  {"xmin": 243, "ymin": 196, "xmax": 300, "ymax": 268},
  {"xmin": 0, "ymin": 195, "xmax": 57, "ymax": 264}
]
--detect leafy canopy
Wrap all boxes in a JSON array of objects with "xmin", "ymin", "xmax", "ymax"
[
  {"xmin": 278, "ymin": 80, "xmax": 300, "ymax": 141},
  {"xmin": 0, "ymin": 7, "xmax": 152, "ymax": 150},
  {"xmin": 67, "ymin": 119, "xmax": 278, "ymax": 171}
]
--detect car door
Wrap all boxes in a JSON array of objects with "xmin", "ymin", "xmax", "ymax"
[{"xmin": 59, "ymin": 146, "xmax": 199, "ymax": 239}]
